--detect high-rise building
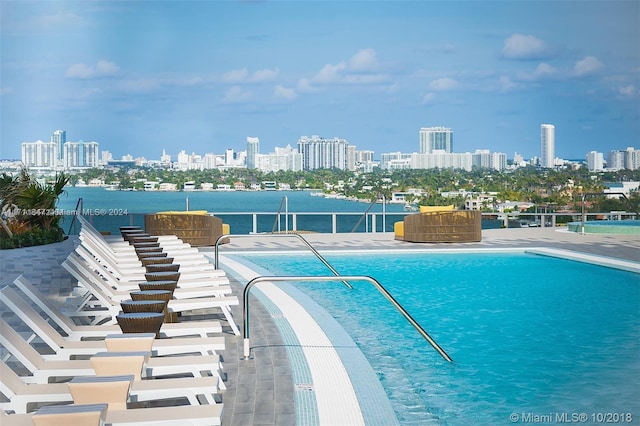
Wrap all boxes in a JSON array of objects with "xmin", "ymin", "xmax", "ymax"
[
  {"xmin": 419, "ymin": 127, "xmax": 453, "ymax": 154},
  {"xmin": 540, "ymin": 124, "xmax": 555, "ymax": 168},
  {"xmin": 246, "ymin": 137, "xmax": 260, "ymax": 169},
  {"xmin": 63, "ymin": 141, "xmax": 99, "ymax": 169},
  {"xmin": 21, "ymin": 140, "xmax": 58, "ymax": 168},
  {"xmin": 586, "ymin": 151, "xmax": 605, "ymax": 171},
  {"xmin": 297, "ymin": 135, "xmax": 351, "ymax": 170},
  {"xmin": 51, "ymin": 130, "xmax": 66, "ymax": 161}
]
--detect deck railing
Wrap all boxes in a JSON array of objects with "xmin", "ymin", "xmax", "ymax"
[{"xmin": 62, "ymin": 211, "xmax": 637, "ymax": 236}]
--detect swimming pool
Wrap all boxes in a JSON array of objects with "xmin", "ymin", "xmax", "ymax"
[
  {"xmin": 229, "ymin": 251, "xmax": 640, "ymax": 425},
  {"xmin": 568, "ymin": 220, "xmax": 640, "ymax": 235}
]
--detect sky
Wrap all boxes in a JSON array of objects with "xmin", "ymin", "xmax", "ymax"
[{"xmin": 1, "ymin": 0, "xmax": 638, "ymax": 161}]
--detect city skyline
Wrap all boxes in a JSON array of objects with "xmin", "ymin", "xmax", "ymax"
[{"xmin": 1, "ymin": 1, "xmax": 638, "ymax": 160}]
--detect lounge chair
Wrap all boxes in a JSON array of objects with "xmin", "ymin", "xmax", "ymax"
[
  {"xmin": 0, "ymin": 362, "xmax": 221, "ymax": 414},
  {"xmin": 61, "ymin": 256, "xmax": 241, "ymax": 335},
  {"xmin": 67, "ymin": 251, "xmax": 232, "ymax": 298},
  {"xmin": 2, "ymin": 402, "xmax": 223, "ymax": 425},
  {"xmin": 77, "ymin": 216, "xmax": 221, "ymax": 271},
  {"xmin": 11, "ymin": 276, "xmax": 223, "ymax": 339},
  {"xmin": 0, "ymin": 286, "xmax": 225, "ymax": 358},
  {"xmin": 75, "ymin": 243, "xmax": 228, "ymax": 288},
  {"xmin": 0, "ymin": 319, "xmax": 223, "ymax": 384}
]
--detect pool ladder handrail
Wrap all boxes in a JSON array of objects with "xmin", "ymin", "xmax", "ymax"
[
  {"xmin": 213, "ymin": 233, "xmax": 353, "ymax": 289},
  {"xmin": 241, "ymin": 275, "xmax": 453, "ymax": 363},
  {"xmin": 271, "ymin": 195, "xmax": 289, "ymax": 234}
]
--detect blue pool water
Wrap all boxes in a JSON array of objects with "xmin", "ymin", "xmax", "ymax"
[{"xmin": 236, "ymin": 252, "xmax": 640, "ymax": 425}]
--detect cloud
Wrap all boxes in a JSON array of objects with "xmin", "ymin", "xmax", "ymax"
[
  {"xmin": 617, "ymin": 85, "xmax": 636, "ymax": 97},
  {"xmin": 573, "ymin": 56, "xmax": 604, "ymax": 77},
  {"xmin": 0, "ymin": 87, "xmax": 13, "ymax": 96},
  {"xmin": 222, "ymin": 68, "xmax": 249, "ymax": 83},
  {"xmin": 65, "ymin": 60, "xmax": 120, "ymax": 79},
  {"xmin": 421, "ymin": 93, "xmax": 436, "ymax": 104},
  {"xmin": 498, "ymin": 76, "xmax": 517, "ymax": 91},
  {"xmin": 517, "ymin": 62, "xmax": 558, "ymax": 82},
  {"xmin": 223, "ymin": 86, "xmax": 252, "ymax": 103},
  {"xmin": 348, "ymin": 48, "xmax": 378, "ymax": 71},
  {"xmin": 297, "ymin": 78, "xmax": 319, "ymax": 93},
  {"xmin": 309, "ymin": 48, "xmax": 387, "ymax": 87},
  {"xmin": 248, "ymin": 68, "xmax": 279, "ymax": 83},
  {"xmin": 428, "ymin": 77, "xmax": 458, "ymax": 91},
  {"xmin": 273, "ymin": 85, "xmax": 297, "ymax": 100},
  {"xmin": 223, "ymin": 68, "xmax": 279, "ymax": 83},
  {"xmin": 313, "ymin": 62, "xmax": 347, "ymax": 84},
  {"xmin": 502, "ymin": 34, "xmax": 549, "ymax": 60}
]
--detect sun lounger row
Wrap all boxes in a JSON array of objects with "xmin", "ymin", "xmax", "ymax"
[
  {"xmin": 1, "ymin": 222, "xmax": 237, "ymax": 424},
  {"xmin": 67, "ymin": 218, "xmax": 241, "ymax": 335}
]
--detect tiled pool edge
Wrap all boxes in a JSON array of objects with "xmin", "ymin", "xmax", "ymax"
[{"xmin": 219, "ymin": 254, "xmax": 399, "ymax": 426}]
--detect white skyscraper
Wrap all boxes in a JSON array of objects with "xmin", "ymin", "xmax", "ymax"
[
  {"xmin": 586, "ymin": 151, "xmax": 605, "ymax": 171},
  {"xmin": 63, "ymin": 141, "xmax": 99, "ymax": 169},
  {"xmin": 540, "ymin": 124, "xmax": 555, "ymax": 168},
  {"xmin": 297, "ymin": 135, "xmax": 350, "ymax": 170},
  {"xmin": 419, "ymin": 127, "xmax": 453, "ymax": 154},
  {"xmin": 21, "ymin": 140, "xmax": 58, "ymax": 168},
  {"xmin": 246, "ymin": 137, "xmax": 260, "ymax": 169},
  {"xmin": 51, "ymin": 130, "xmax": 66, "ymax": 161}
]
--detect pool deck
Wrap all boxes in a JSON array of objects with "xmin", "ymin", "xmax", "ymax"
[{"xmin": 1, "ymin": 227, "xmax": 638, "ymax": 425}]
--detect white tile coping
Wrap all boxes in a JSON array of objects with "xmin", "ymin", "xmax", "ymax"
[{"xmin": 220, "ymin": 254, "xmax": 366, "ymax": 426}]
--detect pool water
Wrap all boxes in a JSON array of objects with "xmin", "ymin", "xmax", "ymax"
[
  {"xmin": 239, "ymin": 252, "xmax": 640, "ymax": 425},
  {"xmin": 568, "ymin": 220, "xmax": 640, "ymax": 235}
]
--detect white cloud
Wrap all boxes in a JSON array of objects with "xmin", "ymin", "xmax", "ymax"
[
  {"xmin": 428, "ymin": 77, "xmax": 458, "ymax": 91},
  {"xmin": 222, "ymin": 68, "xmax": 249, "ymax": 83},
  {"xmin": 421, "ymin": 92, "xmax": 436, "ymax": 104},
  {"xmin": 313, "ymin": 62, "xmax": 347, "ymax": 84},
  {"xmin": 617, "ymin": 85, "xmax": 636, "ymax": 97},
  {"xmin": 248, "ymin": 68, "xmax": 279, "ymax": 83},
  {"xmin": 223, "ymin": 86, "xmax": 252, "ymax": 103},
  {"xmin": 498, "ymin": 76, "xmax": 517, "ymax": 91},
  {"xmin": 223, "ymin": 68, "xmax": 279, "ymax": 84},
  {"xmin": 502, "ymin": 34, "xmax": 549, "ymax": 60},
  {"xmin": 65, "ymin": 60, "xmax": 120, "ymax": 79},
  {"xmin": 310, "ymin": 49, "xmax": 387, "ymax": 86},
  {"xmin": 297, "ymin": 78, "xmax": 319, "ymax": 93},
  {"xmin": 517, "ymin": 63, "xmax": 557, "ymax": 82},
  {"xmin": 348, "ymin": 48, "xmax": 378, "ymax": 71},
  {"xmin": 274, "ymin": 85, "xmax": 297, "ymax": 100},
  {"xmin": 573, "ymin": 56, "xmax": 604, "ymax": 77}
]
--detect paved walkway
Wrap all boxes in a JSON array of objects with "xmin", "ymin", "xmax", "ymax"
[{"xmin": 1, "ymin": 227, "xmax": 638, "ymax": 425}]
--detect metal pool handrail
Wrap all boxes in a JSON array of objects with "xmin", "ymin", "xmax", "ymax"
[
  {"xmin": 213, "ymin": 233, "xmax": 352, "ymax": 289},
  {"xmin": 242, "ymin": 275, "xmax": 453, "ymax": 363},
  {"xmin": 271, "ymin": 195, "xmax": 289, "ymax": 234}
]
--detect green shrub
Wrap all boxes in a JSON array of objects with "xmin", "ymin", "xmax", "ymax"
[{"xmin": 0, "ymin": 227, "xmax": 65, "ymax": 249}]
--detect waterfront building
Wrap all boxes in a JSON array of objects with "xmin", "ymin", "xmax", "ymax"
[
  {"xmin": 101, "ymin": 151, "xmax": 113, "ymax": 166},
  {"xmin": 606, "ymin": 147, "xmax": 639, "ymax": 170},
  {"xmin": 411, "ymin": 151, "xmax": 473, "ymax": 171},
  {"xmin": 51, "ymin": 130, "xmax": 66, "ymax": 160},
  {"xmin": 540, "ymin": 124, "xmax": 555, "ymax": 168},
  {"xmin": 63, "ymin": 141, "xmax": 99, "ymax": 169},
  {"xmin": 257, "ymin": 145, "xmax": 302, "ymax": 172},
  {"xmin": 297, "ymin": 135, "xmax": 351, "ymax": 171},
  {"xmin": 21, "ymin": 140, "xmax": 58, "ymax": 169},
  {"xmin": 356, "ymin": 150, "xmax": 374, "ymax": 163},
  {"xmin": 380, "ymin": 152, "xmax": 412, "ymax": 170},
  {"xmin": 624, "ymin": 147, "xmax": 640, "ymax": 170},
  {"xmin": 246, "ymin": 137, "xmax": 260, "ymax": 169},
  {"xmin": 586, "ymin": 151, "xmax": 605, "ymax": 171},
  {"xmin": 472, "ymin": 150, "xmax": 507, "ymax": 171},
  {"xmin": 160, "ymin": 149, "xmax": 172, "ymax": 165},
  {"xmin": 419, "ymin": 127, "xmax": 453, "ymax": 154}
]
